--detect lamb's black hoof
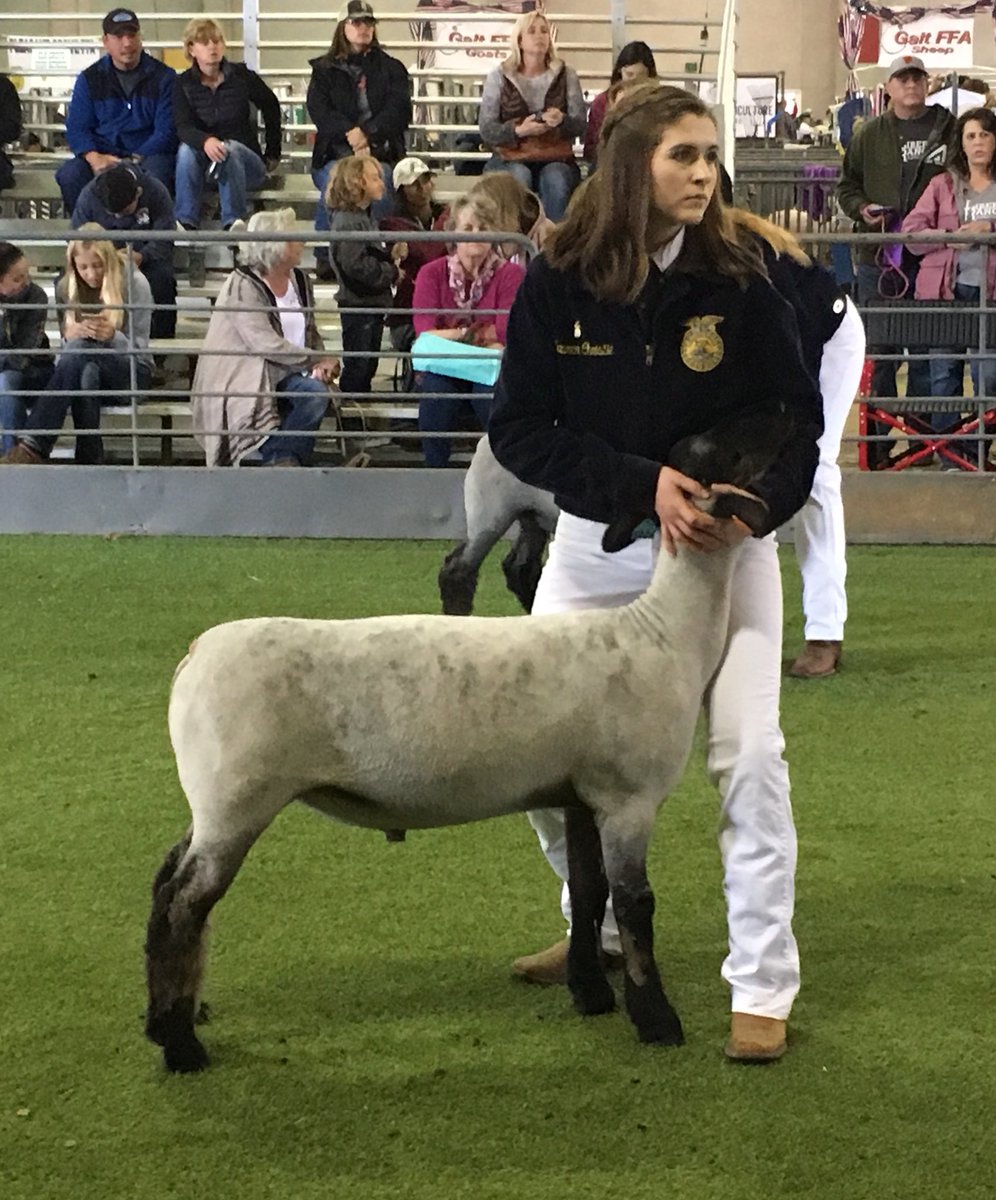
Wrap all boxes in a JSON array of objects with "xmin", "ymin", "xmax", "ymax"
[
  {"xmin": 637, "ymin": 1012, "xmax": 685, "ymax": 1046},
  {"xmin": 570, "ymin": 978, "xmax": 617, "ymax": 1017},
  {"xmin": 163, "ymin": 1036, "xmax": 210, "ymax": 1074},
  {"xmin": 194, "ymin": 1001, "xmax": 211, "ymax": 1025}
]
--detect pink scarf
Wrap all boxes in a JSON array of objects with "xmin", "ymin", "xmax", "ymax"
[{"xmin": 446, "ymin": 250, "xmax": 500, "ymax": 316}]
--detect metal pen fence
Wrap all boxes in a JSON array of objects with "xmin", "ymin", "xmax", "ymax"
[{"xmin": 3, "ymin": 224, "xmax": 995, "ymax": 471}]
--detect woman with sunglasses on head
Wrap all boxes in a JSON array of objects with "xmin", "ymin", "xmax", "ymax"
[
  {"xmin": 488, "ymin": 84, "xmax": 823, "ymax": 1063},
  {"xmin": 478, "ymin": 10, "xmax": 584, "ymax": 222}
]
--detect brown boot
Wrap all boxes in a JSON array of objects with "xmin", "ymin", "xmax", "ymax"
[
  {"xmin": 0, "ymin": 442, "xmax": 44, "ymax": 465},
  {"xmin": 725, "ymin": 1013, "xmax": 787, "ymax": 1062},
  {"xmin": 511, "ymin": 938, "xmax": 624, "ymax": 986},
  {"xmin": 788, "ymin": 640, "xmax": 841, "ymax": 679}
]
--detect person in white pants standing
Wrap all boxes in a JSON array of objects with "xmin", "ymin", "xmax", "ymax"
[
  {"xmin": 726, "ymin": 212, "xmax": 867, "ymax": 681},
  {"xmin": 788, "ymin": 299, "xmax": 866, "ymax": 677},
  {"xmin": 489, "ymin": 85, "xmax": 824, "ymax": 1062}
]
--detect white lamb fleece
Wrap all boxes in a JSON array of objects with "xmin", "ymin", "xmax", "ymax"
[{"xmin": 169, "ymin": 539, "xmax": 740, "ymax": 847}]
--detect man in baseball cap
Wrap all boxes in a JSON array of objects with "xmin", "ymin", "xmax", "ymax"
[
  {"xmin": 338, "ymin": 1, "xmax": 376, "ymax": 23},
  {"xmin": 57, "ymin": 7, "xmax": 177, "ymax": 213},
  {"xmin": 392, "ymin": 156, "xmax": 434, "ymax": 189},
  {"xmin": 886, "ymin": 54, "xmax": 927, "ymax": 80},
  {"xmin": 835, "ymin": 48, "xmax": 955, "ymax": 469},
  {"xmin": 102, "ymin": 8, "xmax": 141, "ymax": 35}
]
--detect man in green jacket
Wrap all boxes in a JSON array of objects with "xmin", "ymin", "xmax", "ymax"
[{"xmin": 836, "ymin": 55, "xmax": 955, "ymax": 466}]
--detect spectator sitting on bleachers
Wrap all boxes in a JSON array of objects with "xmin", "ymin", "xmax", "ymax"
[
  {"xmin": 190, "ymin": 208, "xmax": 339, "ymax": 468},
  {"xmin": 380, "ymin": 156, "xmax": 450, "ymax": 388},
  {"xmin": 902, "ymin": 106, "xmax": 996, "ymax": 468},
  {"xmin": 583, "ymin": 41, "xmax": 657, "ymax": 165},
  {"xmin": 307, "ymin": 0, "xmax": 411, "ymax": 280},
  {"xmin": 327, "ymin": 155, "xmax": 406, "ymax": 397},
  {"xmin": 479, "ymin": 9, "xmax": 584, "ymax": 222},
  {"xmin": 71, "ymin": 162, "xmax": 177, "ymax": 339},
  {"xmin": 468, "ymin": 171, "xmax": 554, "ymax": 267},
  {"xmin": 173, "ymin": 18, "xmax": 282, "ymax": 233},
  {"xmin": 412, "ymin": 193, "xmax": 525, "ymax": 468},
  {"xmin": 836, "ymin": 54, "xmax": 956, "ymax": 468},
  {"xmin": 1, "ymin": 227, "xmax": 152, "ymax": 466},
  {"xmin": 0, "ymin": 242, "xmax": 53, "ymax": 455},
  {"xmin": 0, "ymin": 73, "xmax": 22, "ymax": 192},
  {"xmin": 57, "ymin": 9, "xmax": 177, "ymax": 214}
]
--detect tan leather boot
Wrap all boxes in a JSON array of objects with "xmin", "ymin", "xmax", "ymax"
[
  {"xmin": 0, "ymin": 442, "xmax": 44, "ymax": 465},
  {"xmin": 511, "ymin": 938, "xmax": 624, "ymax": 986},
  {"xmin": 788, "ymin": 640, "xmax": 841, "ymax": 679},
  {"xmin": 725, "ymin": 1013, "xmax": 787, "ymax": 1062}
]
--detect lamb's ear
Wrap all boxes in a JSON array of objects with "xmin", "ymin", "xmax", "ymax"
[
  {"xmin": 709, "ymin": 485, "xmax": 769, "ymax": 536},
  {"xmin": 602, "ymin": 514, "xmax": 660, "ymax": 553}
]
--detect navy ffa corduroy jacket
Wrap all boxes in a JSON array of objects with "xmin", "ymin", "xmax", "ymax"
[
  {"xmin": 489, "ymin": 251, "xmax": 824, "ymax": 535},
  {"xmin": 65, "ymin": 51, "xmax": 177, "ymax": 160}
]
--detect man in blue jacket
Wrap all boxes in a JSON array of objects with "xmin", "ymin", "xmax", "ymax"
[
  {"xmin": 56, "ymin": 9, "xmax": 177, "ymax": 214},
  {"xmin": 72, "ymin": 162, "xmax": 177, "ymax": 338}
]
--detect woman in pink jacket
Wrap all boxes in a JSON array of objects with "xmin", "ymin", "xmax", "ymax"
[
  {"xmin": 902, "ymin": 106, "xmax": 996, "ymax": 462},
  {"xmin": 412, "ymin": 192, "xmax": 525, "ymax": 466}
]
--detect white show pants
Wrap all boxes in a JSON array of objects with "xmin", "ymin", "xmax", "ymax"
[
  {"xmin": 528, "ymin": 513, "xmax": 800, "ymax": 1019},
  {"xmin": 795, "ymin": 298, "xmax": 866, "ymax": 641}
]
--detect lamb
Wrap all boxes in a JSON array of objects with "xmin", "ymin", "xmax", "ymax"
[
  {"xmin": 438, "ymin": 434, "xmax": 558, "ymax": 615},
  {"xmin": 144, "ymin": 427, "xmax": 776, "ymax": 1075}
]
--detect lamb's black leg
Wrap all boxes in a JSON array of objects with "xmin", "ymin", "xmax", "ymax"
[
  {"xmin": 439, "ymin": 527, "xmax": 505, "ymax": 616},
  {"xmin": 500, "ymin": 513, "xmax": 550, "ymax": 613},
  {"xmin": 600, "ymin": 816, "xmax": 683, "ymax": 1046},
  {"xmin": 565, "ymin": 805, "xmax": 615, "ymax": 1017},
  {"xmin": 145, "ymin": 833, "xmax": 255, "ymax": 1073}
]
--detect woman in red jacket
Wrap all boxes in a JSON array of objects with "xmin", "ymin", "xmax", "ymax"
[{"xmin": 412, "ymin": 193, "xmax": 525, "ymax": 466}]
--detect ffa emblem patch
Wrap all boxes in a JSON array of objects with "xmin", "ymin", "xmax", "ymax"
[{"xmin": 680, "ymin": 315, "xmax": 725, "ymax": 372}]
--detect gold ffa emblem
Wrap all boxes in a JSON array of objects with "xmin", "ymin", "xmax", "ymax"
[{"xmin": 680, "ymin": 315, "xmax": 725, "ymax": 372}]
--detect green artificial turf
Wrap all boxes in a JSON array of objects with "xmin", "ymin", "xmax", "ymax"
[{"xmin": 1, "ymin": 537, "xmax": 993, "ymax": 1200}]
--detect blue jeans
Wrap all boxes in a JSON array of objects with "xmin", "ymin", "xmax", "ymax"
[
  {"xmin": 417, "ymin": 370, "xmax": 492, "ymax": 467},
  {"xmin": 312, "ymin": 156, "xmax": 395, "ymax": 262},
  {"xmin": 483, "ymin": 157, "xmax": 581, "ymax": 222},
  {"xmin": 855, "ymin": 257, "xmax": 934, "ymax": 465},
  {"xmin": 21, "ymin": 350, "xmax": 151, "ymax": 463},
  {"xmin": 0, "ymin": 364, "xmax": 53, "ymax": 454},
  {"xmin": 257, "ymin": 372, "xmax": 330, "ymax": 465},
  {"xmin": 339, "ymin": 310, "xmax": 385, "ymax": 396},
  {"xmin": 929, "ymin": 282, "xmax": 993, "ymax": 465},
  {"xmin": 56, "ymin": 152, "xmax": 175, "ymax": 214},
  {"xmin": 174, "ymin": 140, "xmax": 267, "ymax": 229}
]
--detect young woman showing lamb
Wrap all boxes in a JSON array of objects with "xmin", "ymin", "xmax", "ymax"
[
  {"xmin": 145, "ymin": 420, "xmax": 782, "ymax": 1075},
  {"xmin": 488, "ymin": 84, "xmax": 824, "ymax": 1063}
]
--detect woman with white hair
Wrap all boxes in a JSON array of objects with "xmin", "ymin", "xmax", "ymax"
[
  {"xmin": 190, "ymin": 208, "xmax": 340, "ymax": 467},
  {"xmin": 478, "ymin": 10, "xmax": 584, "ymax": 221}
]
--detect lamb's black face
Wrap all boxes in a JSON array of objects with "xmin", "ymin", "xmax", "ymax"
[
  {"xmin": 666, "ymin": 405, "xmax": 792, "ymax": 492},
  {"xmin": 601, "ymin": 407, "xmax": 791, "ymax": 552}
]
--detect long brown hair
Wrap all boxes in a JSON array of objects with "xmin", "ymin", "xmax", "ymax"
[
  {"xmin": 546, "ymin": 85, "xmax": 764, "ymax": 303},
  {"xmin": 329, "ymin": 21, "xmax": 381, "ymax": 61},
  {"xmin": 728, "ymin": 209, "xmax": 811, "ymax": 266}
]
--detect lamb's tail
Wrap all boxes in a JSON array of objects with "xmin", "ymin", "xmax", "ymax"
[{"xmin": 170, "ymin": 638, "xmax": 199, "ymax": 690}]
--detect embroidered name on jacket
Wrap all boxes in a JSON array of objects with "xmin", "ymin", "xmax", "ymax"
[
  {"xmin": 680, "ymin": 315, "xmax": 725, "ymax": 372},
  {"xmin": 555, "ymin": 340, "xmax": 614, "ymax": 356}
]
